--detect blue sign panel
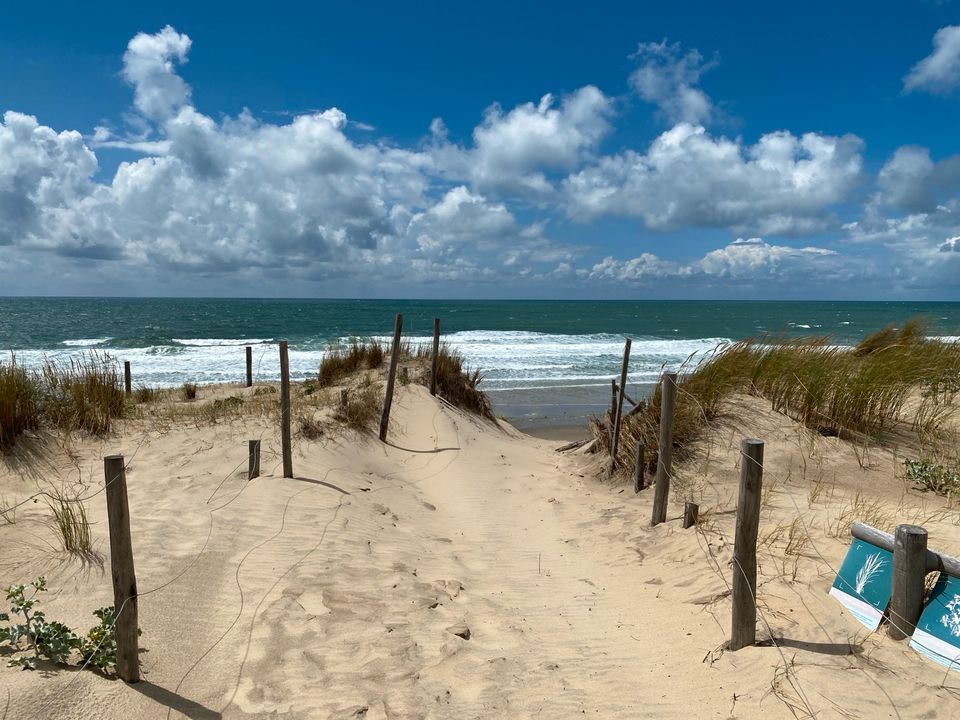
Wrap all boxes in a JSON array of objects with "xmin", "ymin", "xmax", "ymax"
[
  {"xmin": 910, "ymin": 574, "xmax": 960, "ymax": 672},
  {"xmin": 829, "ymin": 539, "xmax": 894, "ymax": 631}
]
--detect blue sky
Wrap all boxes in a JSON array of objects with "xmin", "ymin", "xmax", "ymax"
[{"xmin": 2, "ymin": 1, "xmax": 960, "ymax": 298}]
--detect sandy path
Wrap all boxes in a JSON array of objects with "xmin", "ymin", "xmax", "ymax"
[{"xmin": 3, "ymin": 385, "xmax": 960, "ymax": 718}]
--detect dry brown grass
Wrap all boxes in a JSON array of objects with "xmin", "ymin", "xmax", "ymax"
[
  {"xmin": 318, "ymin": 340, "xmax": 386, "ymax": 387},
  {"xmin": 427, "ymin": 344, "xmax": 494, "ymax": 419},
  {"xmin": 334, "ymin": 382, "xmax": 383, "ymax": 432}
]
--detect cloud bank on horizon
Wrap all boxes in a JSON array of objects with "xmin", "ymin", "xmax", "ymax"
[{"xmin": 1, "ymin": 25, "xmax": 960, "ymax": 298}]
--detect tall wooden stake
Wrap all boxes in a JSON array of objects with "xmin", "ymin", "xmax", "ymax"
[
  {"xmin": 609, "ymin": 338, "xmax": 632, "ymax": 472},
  {"xmin": 279, "ymin": 341, "xmax": 293, "ymax": 478},
  {"xmin": 248, "ymin": 439, "xmax": 261, "ymax": 480},
  {"xmin": 730, "ymin": 438, "xmax": 764, "ymax": 651},
  {"xmin": 430, "ymin": 317, "xmax": 441, "ymax": 396},
  {"xmin": 888, "ymin": 524, "xmax": 927, "ymax": 640},
  {"xmin": 379, "ymin": 313, "xmax": 403, "ymax": 442},
  {"xmin": 124, "ymin": 361, "xmax": 132, "ymax": 396},
  {"xmin": 650, "ymin": 371, "xmax": 678, "ymax": 526},
  {"xmin": 103, "ymin": 454, "xmax": 139, "ymax": 683},
  {"xmin": 245, "ymin": 346, "xmax": 253, "ymax": 387},
  {"xmin": 609, "ymin": 379, "xmax": 617, "ymax": 425}
]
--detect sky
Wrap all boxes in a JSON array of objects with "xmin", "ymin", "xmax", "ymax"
[{"xmin": 2, "ymin": 1, "xmax": 960, "ymax": 299}]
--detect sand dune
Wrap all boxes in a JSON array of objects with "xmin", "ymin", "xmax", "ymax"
[{"xmin": 2, "ymin": 384, "xmax": 959, "ymax": 718}]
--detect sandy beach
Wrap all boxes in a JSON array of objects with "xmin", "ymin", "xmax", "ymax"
[{"xmin": 2, "ymin": 368, "xmax": 959, "ymax": 719}]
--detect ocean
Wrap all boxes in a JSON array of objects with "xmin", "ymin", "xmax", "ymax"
[{"xmin": 3, "ymin": 298, "xmax": 960, "ymax": 430}]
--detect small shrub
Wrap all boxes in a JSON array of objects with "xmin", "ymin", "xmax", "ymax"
[
  {"xmin": 212, "ymin": 396, "xmax": 244, "ymax": 411},
  {"xmin": 0, "ymin": 356, "xmax": 40, "ymax": 450},
  {"xmin": 904, "ymin": 459, "xmax": 960, "ymax": 497},
  {"xmin": 302, "ymin": 379, "xmax": 318, "ymax": 396},
  {"xmin": 398, "ymin": 367, "xmax": 410, "ymax": 386},
  {"xmin": 254, "ymin": 386, "xmax": 278, "ymax": 396},
  {"xmin": 181, "ymin": 382, "xmax": 198, "ymax": 401}
]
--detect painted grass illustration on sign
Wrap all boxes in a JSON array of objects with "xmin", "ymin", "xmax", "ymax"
[
  {"xmin": 854, "ymin": 552, "xmax": 886, "ymax": 595},
  {"xmin": 941, "ymin": 595, "xmax": 960, "ymax": 639},
  {"xmin": 910, "ymin": 575, "xmax": 960, "ymax": 671},
  {"xmin": 829, "ymin": 539, "xmax": 893, "ymax": 631}
]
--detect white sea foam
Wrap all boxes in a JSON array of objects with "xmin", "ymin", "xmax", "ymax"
[
  {"xmin": 172, "ymin": 338, "xmax": 274, "ymax": 346},
  {"xmin": 18, "ymin": 331, "xmax": 732, "ymax": 391},
  {"xmin": 60, "ymin": 338, "xmax": 112, "ymax": 346}
]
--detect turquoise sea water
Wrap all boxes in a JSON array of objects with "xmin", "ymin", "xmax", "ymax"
[{"xmin": 3, "ymin": 298, "xmax": 960, "ymax": 428}]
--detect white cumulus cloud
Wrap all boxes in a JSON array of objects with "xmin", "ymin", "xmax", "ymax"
[
  {"xmin": 563, "ymin": 123, "xmax": 863, "ymax": 235},
  {"xmin": 904, "ymin": 25, "xmax": 960, "ymax": 94},
  {"xmin": 629, "ymin": 40, "xmax": 717, "ymax": 125}
]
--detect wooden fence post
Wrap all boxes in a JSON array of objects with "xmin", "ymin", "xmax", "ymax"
[
  {"xmin": 430, "ymin": 318, "xmax": 440, "ymax": 396},
  {"xmin": 683, "ymin": 502, "xmax": 699, "ymax": 529},
  {"xmin": 650, "ymin": 371, "xmax": 678, "ymax": 526},
  {"xmin": 379, "ymin": 313, "xmax": 403, "ymax": 442},
  {"xmin": 279, "ymin": 341, "xmax": 293, "ymax": 478},
  {"xmin": 609, "ymin": 338, "xmax": 632, "ymax": 472},
  {"xmin": 730, "ymin": 438, "xmax": 763, "ymax": 651},
  {"xmin": 103, "ymin": 454, "xmax": 139, "ymax": 683},
  {"xmin": 245, "ymin": 346, "xmax": 253, "ymax": 388},
  {"xmin": 124, "ymin": 361, "xmax": 132, "ymax": 396},
  {"xmin": 888, "ymin": 524, "xmax": 928, "ymax": 640},
  {"xmin": 248, "ymin": 440, "xmax": 261, "ymax": 480},
  {"xmin": 633, "ymin": 441, "xmax": 645, "ymax": 493},
  {"xmin": 609, "ymin": 379, "xmax": 617, "ymax": 425}
]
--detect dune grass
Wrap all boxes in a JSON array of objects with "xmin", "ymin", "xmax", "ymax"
[
  {"xmin": 334, "ymin": 383, "xmax": 383, "ymax": 431},
  {"xmin": 46, "ymin": 489, "xmax": 97, "ymax": 560},
  {"xmin": 599, "ymin": 320, "xmax": 960, "ymax": 477},
  {"xmin": 427, "ymin": 344, "xmax": 494, "ymax": 419},
  {"xmin": 0, "ymin": 357, "xmax": 40, "ymax": 451},
  {"xmin": 318, "ymin": 340, "xmax": 386, "ymax": 387},
  {"xmin": 38, "ymin": 353, "xmax": 126, "ymax": 436}
]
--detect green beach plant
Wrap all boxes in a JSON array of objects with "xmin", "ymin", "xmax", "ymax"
[{"xmin": 0, "ymin": 576, "xmax": 136, "ymax": 673}]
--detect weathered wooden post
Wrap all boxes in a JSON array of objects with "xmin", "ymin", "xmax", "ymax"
[
  {"xmin": 730, "ymin": 438, "xmax": 763, "ymax": 651},
  {"xmin": 633, "ymin": 441, "xmax": 645, "ymax": 493},
  {"xmin": 245, "ymin": 346, "xmax": 253, "ymax": 388},
  {"xmin": 379, "ymin": 313, "xmax": 403, "ymax": 442},
  {"xmin": 609, "ymin": 379, "xmax": 617, "ymax": 425},
  {"xmin": 609, "ymin": 338, "xmax": 632, "ymax": 472},
  {"xmin": 124, "ymin": 361, "xmax": 132, "ymax": 396},
  {"xmin": 650, "ymin": 371, "xmax": 678, "ymax": 526},
  {"xmin": 279, "ymin": 341, "xmax": 293, "ymax": 478},
  {"xmin": 103, "ymin": 454, "xmax": 139, "ymax": 683},
  {"xmin": 248, "ymin": 440, "xmax": 261, "ymax": 480},
  {"xmin": 430, "ymin": 318, "xmax": 441, "ymax": 396},
  {"xmin": 683, "ymin": 502, "xmax": 699, "ymax": 529},
  {"xmin": 888, "ymin": 524, "xmax": 928, "ymax": 640}
]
